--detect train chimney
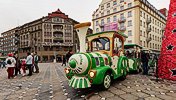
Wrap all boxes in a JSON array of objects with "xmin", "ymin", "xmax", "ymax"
[{"xmin": 74, "ymin": 22, "xmax": 91, "ymax": 53}]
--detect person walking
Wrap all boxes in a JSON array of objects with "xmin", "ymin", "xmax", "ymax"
[
  {"xmin": 61, "ymin": 55, "xmax": 66, "ymax": 66},
  {"xmin": 141, "ymin": 51, "xmax": 150, "ymax": 75},
  {"xmin": 66, "ymin": 50, "xmax": 73, "ymax": 63},
  {"xmin": 5, "ymin": 53, "xmax": 16, "ymax": 79},
  {"xmin": 2, "ymin": 60, "xmax": 6, "ymax": 69},
  {"xmin": 34, "ymin": 52, "xmax": 39, "ymax": 73},
  {"xmin": 14, "ymin": 53, "xmax": 20, "ymax": 77},
  {"xmin": 26, "ymin": 52, "xmax": 33, "ymax": 76}
]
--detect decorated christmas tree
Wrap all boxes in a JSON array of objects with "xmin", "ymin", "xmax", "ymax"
[{"xmin": 158, "ymin": 0, "xmax": 176, "ymax": 80}]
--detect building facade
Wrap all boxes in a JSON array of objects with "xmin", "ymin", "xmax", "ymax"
[
  {"xmin": 1, "ymin": 28, "xmax": 19, "ymax": 56},
  {"xmin": 92, "ymin": 0, "xmax": 167, "ymax": 53},
  {"xmin": 18, "ymin": 9, "xmax": 80, "ymax": 62},
  {"xmin": 1, "ymin": 9, "xmax": 93, "ymax": 62},
  {"xmin": 0, "ymin": 37, "xmax": 3, "ymax": 55}
]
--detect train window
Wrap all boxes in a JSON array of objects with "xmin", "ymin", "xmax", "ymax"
[
  {"xmin": 91, "ymin": 37, "xmax": 110, "ymax": 51},
  {"xmin": 113, "ymin": 37, "xmax": 123, "ymax": 54}
]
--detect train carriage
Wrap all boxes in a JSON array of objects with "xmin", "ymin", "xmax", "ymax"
[{"xmin": 124, "ymin": 44, "xmax": 142, "ymax": 73}]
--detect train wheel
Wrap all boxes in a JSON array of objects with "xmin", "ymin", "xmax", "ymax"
[{"xmin": 102, "ymin": 73, "xmax": 111, "ymax": 90}]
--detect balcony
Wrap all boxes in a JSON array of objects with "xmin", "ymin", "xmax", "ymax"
[
  {"xmin": 53, "ymin": 37, "xmax": 63, "ymax": 41},
  {"xmin": 146, "ymin": 18, "xmax": 151, "ymax": 24},
  {"xmin": 118, "ymin": 17, "xmax": 126, "ymax": 23},
  {"xmin": 146, "ymin": 27, "xmax": 152, "ymax": 33},
  {"xmin": 53, "ymin": 28, "xmax": 63, "ymax": 32},
  {"xmin": 119, "ymin": 26, "xmax": 126, "ymax": 31},
  {"xmin": 53, "ymin": 37, "xmax": 63, "ymax": 43},
  {"xmin": 146, "ymin": 37, "xmax": 152, "ymax": 43}
]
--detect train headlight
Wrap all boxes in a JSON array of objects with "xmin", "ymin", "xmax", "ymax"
[
  {"xmin": 89, "ymin": 70, "xmax": 97, "ymax": 78},
  {"xmin": 65, "ymin": 68, "xmax": 70, "ymax": 74}
]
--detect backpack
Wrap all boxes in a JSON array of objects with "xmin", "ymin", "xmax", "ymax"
[{"xmin": 7, "ymin": 59, "xmax": 12, "ymax": 64}]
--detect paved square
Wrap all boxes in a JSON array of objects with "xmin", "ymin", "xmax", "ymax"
[{"xmin": 0, "ymin": 63, "xmax": 176, "ymax": 100}]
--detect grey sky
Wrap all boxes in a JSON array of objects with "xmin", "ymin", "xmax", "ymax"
[{"xmin": 0, "ymin": 0, "xmax": 170, "ymax": 34}]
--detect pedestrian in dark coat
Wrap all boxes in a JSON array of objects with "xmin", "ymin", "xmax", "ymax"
[
  {"xmin": 14, "ymin": 53, "xmax": 20, "ymax": 77},
  {"xmin": 141, "ymin": 51, "xmax": 150, "ymax": 75},
  {"xmin": 66, "ymin": 50, "xmax": 73, "ymax": 63},
  {"xmin": 61, "ymin": 55, "xmax": 66, "ymax": 66}
]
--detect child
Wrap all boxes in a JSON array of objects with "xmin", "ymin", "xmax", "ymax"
[
  {"xmin": 21, "ymin": 59, "xmax": 26, "ymax": 76},
  {"xmin": 5, "ymin": 53, "xmax": 16, "ymax": 79}
]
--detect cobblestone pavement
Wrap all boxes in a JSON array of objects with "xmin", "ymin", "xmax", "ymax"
[{"xmin": 0, "ymin": 63, "xmax": 176, "ymax": 100}]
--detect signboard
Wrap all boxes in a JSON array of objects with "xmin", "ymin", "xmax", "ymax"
[{"xmin": 104, "ymin": 22, "xmax": 118, "ymax": 31}]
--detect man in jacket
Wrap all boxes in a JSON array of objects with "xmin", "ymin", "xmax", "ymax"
[
  {"xmin": 5, "ymin": 53, "xmax": 16, "ymax": 79},
  {"xmin": 34, "ymin": 52, "xmax": 39, "ymax": 73},
  {"xmin": 141, "ymin": 51, "xmax": 150, "ymax": 75},
  {"xmin": 26, "ymin": 52, "xmax": 33, "ymax": 76}
]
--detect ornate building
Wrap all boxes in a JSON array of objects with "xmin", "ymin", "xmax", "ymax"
[
  {"xmin": 1, "ymin": 9, "xmax": 93, "ymax": 62},
  {"xmin": 18, "ymin": 9, "xmax": 80, "ymax": 62},
  {"xmin": 92, "ymin": 0, "xmax": 167, "ymax": 53}
]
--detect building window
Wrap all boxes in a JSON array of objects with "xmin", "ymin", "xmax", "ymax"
[
  {"xmin": 128, "ymin": 3, "xmax": 132, "ymax": 8},
  {"xmin": 113, "ymin": 1, "xmax": 117, "ymax": 5},
  {"xmin": 128, "ymin": 20, "xmax": 132, "ymax": 27},
  {"xmin": 140, "ymin": 20, "xmax": 142, "ymax": 26},
  {"xmin": 120, "ymin": 13, "xmax": 124, "ymax": 18},
  {"xmin": 144, "ymin": 31, "xmax": 146, "ymax": 37},
  {"xmin": 143, "ymin": 12, "xmax": 145, "ymax": 19},
  {"xmin": 113, "ymin": 8, "xmax": 117, "ymax": 13},
  {"xmin": 96, "ymin": 28, "xmax": 99, "ymax": 33},
  {"xmin": 107, "ymin": 10, "xmax": 110, "ymax": 15},
  {"xmin": 140, "ymin": 30, "xmax": 142, "ymax": 36},
  {"xmin": 140, "ymin": 11, "xmax": 142, "ymax": 17},
  {"xmin": 101, "ymin": 12, "xmax": 104, "ymax": 17},
  {"xmin": 120, "ymin": 6, "xmax": 124, "ymax": 10},
  {"xmin": 120, "ymin": 23, "xmax": 125, "ymax": 27},
  {"xmin": 107, "ymin": 3, "xmax": 110, "ymax": 8},
  {"xmin": 128, "ymin": 11, "xmax": 132, "ymax": 17},
  {"xmin": 96, "ymin": 14, "xmax": 99, "ymax": 18},
  {"xmin": 128, "ymin": 30, "xmax": 132, "ymax": 36},
  {"xmin": 101, "ymin": 19, "xmax": 104, "ymax": 25},
  {"xmin": 143, "ymin": 22, "xmax": 145, "ymax": 28},
  {"xmin": 107, "ymin": 17, "xmax": 111, "ymax": 23},
  {"xmin": 128, "ymin": 40, "xmax": 132, "ymax": 43},
  {"xmin": 113, "ymin": 16, "xmax": 117, "ymax": 22},
  {"xmin": 96, "ymin": 21, "xmax": 99, "ymax": 26},
  {"xmin": 101, "ymin": 5, "xmax": 104, "ymax": 10},
  {"xmin": 144, "ymin": 41, "xmax": 146, "ymax": 47}
]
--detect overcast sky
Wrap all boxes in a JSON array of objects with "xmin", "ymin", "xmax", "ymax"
[{"xmin": 0, "ymin": 0, "xmax": 170, "ymax": 35}]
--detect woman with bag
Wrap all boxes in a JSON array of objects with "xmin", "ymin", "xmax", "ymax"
[{"xmin": 5, "ymin": 53, "xmax": 16, "ymax": 79}]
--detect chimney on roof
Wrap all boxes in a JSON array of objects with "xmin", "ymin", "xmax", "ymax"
[{"xmin": 159, "ymin": 8, "xmax": 168, "ymax": 17}]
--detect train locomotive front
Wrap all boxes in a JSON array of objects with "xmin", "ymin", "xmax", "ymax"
[
  {"xmin": 65, "ymin": 52, "xmax": 112, "ymax": 89},
  {"xmin": 64, "ymin": 22, "xmax": 128, "ymax": 89}
]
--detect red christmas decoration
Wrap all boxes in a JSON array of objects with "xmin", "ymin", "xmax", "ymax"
[{"xmin": 158, "ymin": 0, "xmax": 176, "ymax": 80}]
